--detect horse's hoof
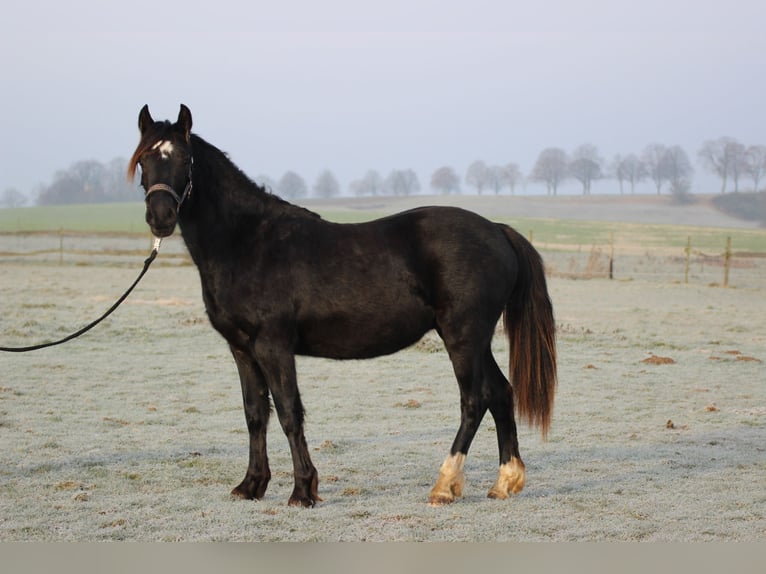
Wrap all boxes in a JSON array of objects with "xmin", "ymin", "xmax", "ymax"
[
  {"xmin": 428, "ymin": 493, "xmax": 456, "ymax": 506},
  {"xmin": 231, "ymin": 473, "xmax": 270, "ymax": 500},
  {"xmin": 487, "ymin": 457, "xmax": 525, "ymax": 499},
  {"xmin": 288, "ymin": 495, "xmax": 317, "ymax": 508},
  {"xmin": 428, "ymin": 453, "xmax": 465, "ymax": 506},
  {"xmin": 486, "ymin": 487, "xmax": 509, "ymax": 500},
  {"xmin": 230, "ymin": 487, "xmax": 252, "ymax": 500}
]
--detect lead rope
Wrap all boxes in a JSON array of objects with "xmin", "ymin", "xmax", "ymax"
[{"xmin": 0, "ymin": 237, "xmax": 163, "ymax": 353}]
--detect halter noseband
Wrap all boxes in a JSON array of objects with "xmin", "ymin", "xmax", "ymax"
[{"xmin": 144, "ymin": 157, "xmax": 194, "ymax": 209}]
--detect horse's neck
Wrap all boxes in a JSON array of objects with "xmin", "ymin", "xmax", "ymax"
[
  {"xmin": 178, "ymin": 136, "xmax": 319, "ymax": 269},
  {"xmin": 176, "ymin": 152, "xmax": 269, "ymax": 261}
]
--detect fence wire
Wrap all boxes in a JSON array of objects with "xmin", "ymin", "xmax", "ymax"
[{"xmin": 1, "ymin": 231, "xmax": 765, "ymax": 290}]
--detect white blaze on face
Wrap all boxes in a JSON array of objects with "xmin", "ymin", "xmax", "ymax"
[{"xmin": 151, "ymin": 140, "xmax": 174, "ymax": 160}]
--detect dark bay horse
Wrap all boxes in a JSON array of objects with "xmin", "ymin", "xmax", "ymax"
[{"xmin": 129, "ymin": 104, "xmax": 557, "ymax": 507}]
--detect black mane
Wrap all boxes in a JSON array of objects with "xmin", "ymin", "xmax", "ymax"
[{"xmin": 188, "ymin": 134, "xmax": 321, "ymax": 221}]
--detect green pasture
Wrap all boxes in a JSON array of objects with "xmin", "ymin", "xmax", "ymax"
[
  {"xmin": 1, "ymin": 201, "xmax": 765, "ymax": 254},
  {"xmin": 0, "ymin": 203, "xmax": 146, "ymax": 234},
  {"xmin": 494, "ymin": 217, "xmax": 766, "ymax": 254}
]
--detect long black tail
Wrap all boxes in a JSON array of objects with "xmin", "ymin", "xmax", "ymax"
[{"xmin": 501, "ymin": 225, "xmax": 557, "ymax": 439}]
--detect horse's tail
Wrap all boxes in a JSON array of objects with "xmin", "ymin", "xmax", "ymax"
[{"xmin": 501, "ymin": 225, "xmax": 557, "ymax": 439}]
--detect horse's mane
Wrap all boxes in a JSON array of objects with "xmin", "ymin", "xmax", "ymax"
[
  {"xmin": 127, "ymin": 128, "xmax": 320, "ymax": 220},
  {"xmin": 189, "ymin": 135, "xmax": 320, "ymax": 219}
]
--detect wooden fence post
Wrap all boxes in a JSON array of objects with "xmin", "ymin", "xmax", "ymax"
[
  {"xmin": 724, "ymin": 236, "xmax": 732, "ymax": 287},
  {"xmin": 609, "ymin": 231, "xmax": 614, "ymax": 280},
  {"xmin": 684, "ymin": 236, "xmax": 691, "ymax": 284}
]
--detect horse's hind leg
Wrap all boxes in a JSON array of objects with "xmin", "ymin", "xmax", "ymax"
[
  {"xmin": 230, "ymin": 347, "xmax": 272, "ymax": 500},
  {"xmin": 429, "ymin": 345, "xmax": 489, "ymax": 505},
  {"xmin": 484, "ymin": 351, "xmax": 526, "ymax": 499}
]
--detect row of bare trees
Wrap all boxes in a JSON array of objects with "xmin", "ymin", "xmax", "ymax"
[
  {"xmin": 256, "ymin": 168, "xmax": 422, "ymax": 200},
  {"xmin": 37, "ymin": 159, "xmax": 136, "ymax": 205},
  {"xmin": 698, "ymin": 137, "xmax": 766, "ymax": 194},
  {"xmin": 2, "ymin": 159, "xmax": 137, "ymax": 206},
  {"xmin": 6, "ymin": 136, "xmax": 764, "ymax": 207},
  {"xmin": 529, "ymin": 143, "xmax": 695, "ymax": 197},
  {"xmin": 529, "ymin": 138, "xmax": 766, "ymax": 198}
]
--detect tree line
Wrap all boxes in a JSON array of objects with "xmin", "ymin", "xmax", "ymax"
[
  {"xmin": 528, "ymin": 138, "xmax": 766, "ymax": 199},
  {"xmin": 2, "ymin": 136, "xmax": 764, "ymax": 207},
  {"xmin": 2, "ymin": 158, "xmax": 136, "ymax": 207}
]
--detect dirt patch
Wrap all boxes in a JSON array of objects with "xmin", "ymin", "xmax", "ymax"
[{"xmin": 641, "ymin": 355, "xmax": 676, "ymax": 365}]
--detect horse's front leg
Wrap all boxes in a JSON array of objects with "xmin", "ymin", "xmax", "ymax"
[
  {"xmin": 230, "ymin": 347, "xmax": 272, "ymax": 500},
  {"xmin": 255, "ymin": 343, "xmax": 320, "ymax": 508}
]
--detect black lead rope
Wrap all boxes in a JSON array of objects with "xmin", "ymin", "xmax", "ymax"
[{"xmin": 0, "ymin": 239, "xmax": 161, "ymax": 353}]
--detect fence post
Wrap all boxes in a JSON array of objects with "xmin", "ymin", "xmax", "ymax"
[
  {"xmin": 609, "ymin": 231, "xmax": 614, "ymax": 280},
  {"xmin": 723, "ymin": 236, "xmax": 732, "ymax": 287},
  {"xmin": 684, "ymin": 236, "xmax": 691, "ymax": 284}
]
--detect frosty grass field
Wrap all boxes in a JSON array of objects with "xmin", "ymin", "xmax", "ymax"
[{"xmin": 0, "ymin": 195, "xmax": 764, "ymax": 541}]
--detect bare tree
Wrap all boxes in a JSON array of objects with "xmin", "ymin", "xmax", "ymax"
[
  {"xmin": 487, "ymin": 166, "xmax": 505, "ymax": 195},
  {"xmin": 569, "ymin": 144, "xmax": 602, "ymax": 195},
  {"xmin": 486, "ymin": 164, "xmax": 522, "ymax": 195},
  {"xmin": 312, "ymin": 170, "xmax": 341, "ymax": 199},
  {"xmin": 1, "ymin": 187, "xmax": 27, "ymax": 207},
  {"xmin": 642, "ymin": 143, "xmax": 668, "ymax": 194},
  {"xmin": 384, "ymin": 169, "xmax": 420, "ymax": 196},
  {"xmin": 662, "ymin": 145, "xmax": 694, "ymax": 201},
  {"xmin": 277, "ymin": 170, "xmax": 308, "ymax": 200},
  {"xmin": 349, "ymin": 170, "xmax": 383, "ymax": 196},
  {"xmin": 501, "ymin": 162, "xmax": 523, "ymax": 195},
  {"xmin": 104, "ymin": 157, "xmax": 136, "ymax": 201},
  {"xmin": 727, "ymin": 141, "xmax": 747, "ymax": 193},
  {"xmin": 618, "ymin": 154, "xmax": 647, "ymax": 194},
  {"xmin": 611, "ymin": 154, "xmax": 627, "ymax": 194},
  {"xmin": 465, "ymin": 160, "xmax": 490, "ymax": 195},
  {"xmin": 698, "ymin": 137, "xmax": 741, "ymax": 193},
  {"xmin": 744, "ymin": 145, "xmax": 766, "ymax": 192},
  {"xmin": 37, "ymin": 159, "xmax": 107, "ymax": 204},
  {"xmin": 430, "ymin": 166, "xmax": 461, "ymax": 195},
  {"xmin": 530, "ymin": 148, "xmax": 568, "ymax": 195}
]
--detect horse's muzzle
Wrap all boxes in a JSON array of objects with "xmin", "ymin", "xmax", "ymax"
[{"xmin": 145, "ymin": 197, "xmax": 178, "ymax": 238}]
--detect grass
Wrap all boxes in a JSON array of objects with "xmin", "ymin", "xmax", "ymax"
[
  {"xmin": 0, "ymin": 203, "xmax": 146, "ymax": 234},
  {"xmin": 495, "ymin": 218, "xmax": 766, "ymax": 254},
  {"xmin": 1, "ymin": 200, "xmax": 765, "ymax": 253}
]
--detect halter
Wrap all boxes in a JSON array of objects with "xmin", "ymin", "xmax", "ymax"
[{"xmin": 144, "ymin": 156, "xmax": 194, "ymax": 209}]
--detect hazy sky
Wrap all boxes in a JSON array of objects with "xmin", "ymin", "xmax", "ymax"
[{"xmin": 2, "ymin": 0, "xmax": 765, "ymax": 197}]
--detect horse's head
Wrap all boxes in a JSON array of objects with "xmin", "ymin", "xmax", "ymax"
[{"xmin": 128, "ymin": 104, "xmax": 193, "ymax": 238}]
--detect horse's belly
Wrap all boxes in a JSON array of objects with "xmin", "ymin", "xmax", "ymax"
[{"xmin": 296, "ymin": 303, "xmax": 434, "ymax": 359}]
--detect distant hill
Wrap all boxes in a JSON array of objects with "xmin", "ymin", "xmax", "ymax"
[
  {"xmin": 711, "ymin": 192, "xmax": 766, "ymax": 227},
  {"xmin": 302, "ymin": 193, "xmax": 764, "ymax": 229}
]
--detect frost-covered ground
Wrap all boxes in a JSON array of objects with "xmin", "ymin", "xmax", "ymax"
[{"xmin": 1, "ymin": 256, "xmax": 763, "ymax": 540}]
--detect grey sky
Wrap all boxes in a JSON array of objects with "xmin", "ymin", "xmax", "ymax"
[{"xmin": 2, "ymin": 0, "xmax": 765, "ymax": 197}]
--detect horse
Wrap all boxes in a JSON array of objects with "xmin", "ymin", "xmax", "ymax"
[{"xmin": 129, "ymin": 104, "xmax": 557, "ymax": 507}]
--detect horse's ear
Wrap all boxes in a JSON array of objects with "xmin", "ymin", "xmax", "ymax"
[
  {"xmin": 177, "ymin": 104, "xmax": 192, "ymax": 143},
  {"xmin": 138, "ymin": 105, "xmax": 154, "ymax": 135}
]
